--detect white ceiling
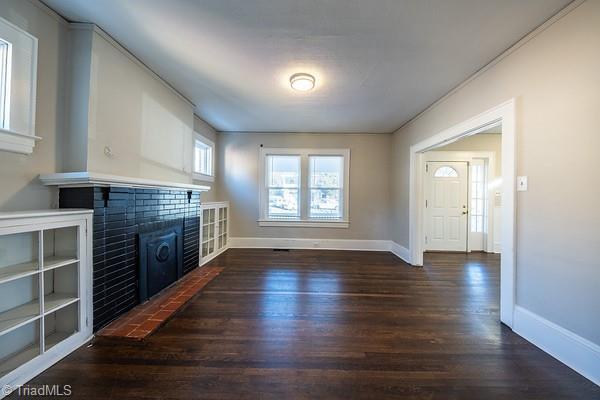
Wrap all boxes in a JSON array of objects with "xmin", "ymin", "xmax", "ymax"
[{"xmin": 43, "ymin": 0, "xmax": 571, "ymax": 133}]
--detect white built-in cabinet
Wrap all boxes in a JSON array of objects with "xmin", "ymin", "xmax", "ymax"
[
  {"xmin": 200, "ymin": 202, "xmax": 229, "ymax": 265},
  {"xmin": 0, "ymin": 210, "xmax": 93, "ymax": 395}
]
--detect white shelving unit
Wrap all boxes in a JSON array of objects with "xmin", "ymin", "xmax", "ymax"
[
  {"xmin": 200, "ymin": 202, "xmax": 229, "ymax": 265},
  {"xmin": 0, "ymin": 210, "xmax": 92, "ymax": 396}
]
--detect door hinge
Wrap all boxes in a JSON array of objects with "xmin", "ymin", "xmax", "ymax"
[
  {"xmin": 426, "ymin": 164, "xmax": 429, "ymax": 173},
  {"xmin": 425, "ymin": 236, "xmax": 428, "ymax": 244},
  {"xmin": 425, "ymin": 200, "xmax": 428, "ymax": 208},
  {"xmin": 86, "ymin": 316, "xmax": 89, "ymax": 327}
]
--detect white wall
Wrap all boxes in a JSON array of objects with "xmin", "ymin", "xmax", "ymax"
[
  {"xmin": 217, "ymin": 132, "xmax": 392, "ymax": 240},
  {"xmin": 86, "ymin": 28, "xmax": 195, "ymax": 184},
  {"xmin": 436, "ymin": 133, "xmax": 502, "ymax": 172},
  {"xmin": 0, "ymin": 0, "xmax": 68, "ymax": 210},
  {"xmin": 391, "ymin": 1, "xmax": 600, "ymax": 345}
]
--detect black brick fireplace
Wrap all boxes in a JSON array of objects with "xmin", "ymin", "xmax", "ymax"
[{"xmin": 59, "ymin": 186, "xmax": 201, "ymax": 331}]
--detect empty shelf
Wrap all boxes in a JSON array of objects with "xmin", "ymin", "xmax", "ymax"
[
  {"xmin": 43, "ymin": 256, "xmax": 78, "ymax": 271},
  {"xmin": 0, "ymin": 261, "xmax": 39, "ymax": 285},
  {"xmin": 44, "ymin": 294, "xmax": 79, "ymax": 315},
  {"xmin": 45, "ymin": 331, "xmax": 75, "ymax": 350},
  {"xmin": 0, "ymin": 301, "xmax": 40, "ymax": 336},
  {"xmin": 0, "ymin": 344, "xmax": 40, "ymax": 376}
]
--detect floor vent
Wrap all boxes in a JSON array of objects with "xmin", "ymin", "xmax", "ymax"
[{"xmin": 273, "ymin": 248, "xmax": 290, "ymax": 252}]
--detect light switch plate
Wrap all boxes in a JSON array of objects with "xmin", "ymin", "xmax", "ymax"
[{"xmin": 517, "ymin": 176, "xmax": 528, "ymax": 191}]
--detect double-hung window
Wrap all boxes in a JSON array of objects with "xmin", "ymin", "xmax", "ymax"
[
  {"xmin": 0, "ymin": 38, "xmax": 10, "ymax": 130},
  {"xmin": 259, "ymin": 148, "xmax": 350, "ymax": 227},
  {"xmin": 193, "ymin": 133, "xmax": 214, "ymax": 182},
  {"xmin": 0, "ymin": 16, "xmax": 38, "ymax": 154}
]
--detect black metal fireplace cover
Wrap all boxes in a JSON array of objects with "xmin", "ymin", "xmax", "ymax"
[{"xmin": 138, "ymin": 225, "xmax": 183, "ymax": 302}]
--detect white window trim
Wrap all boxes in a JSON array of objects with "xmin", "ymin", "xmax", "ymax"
[
  {"xmin": 0, "ymin": 16, "xmax": 39, "ymax": 155},
  {"xmin": 192, "ymin": 132, "xmax": 215, "ymax": 182},
  {"xmin": 258, "ymin": 147, "xmax": 350, "ymax": 228}
]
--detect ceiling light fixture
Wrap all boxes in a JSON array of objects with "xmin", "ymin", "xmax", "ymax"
[{"xmin": 290, "ymin": 73, "xmax": 315, "ymax": 91}]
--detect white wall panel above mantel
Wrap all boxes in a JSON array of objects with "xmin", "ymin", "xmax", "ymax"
[{"xmin": 62, "ymin": 24, "xmax": 197, "ymax": 185}]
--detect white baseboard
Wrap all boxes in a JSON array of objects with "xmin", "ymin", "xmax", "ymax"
[
  {"xmin": 389, "ymin": 241, "xmax": 411, "ymax": 264},
  {"xmin": 228, "ymin": 237, "xmax": 413, "ymax": 264},
  {"xmin": 229, "ymin": 237, "xmax": 390, "ymax": 252},
  {"xmin": 514, "ymin": 305, "xmax": 600, "ymax": 386}
]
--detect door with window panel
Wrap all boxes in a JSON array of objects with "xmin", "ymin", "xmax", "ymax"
[{"xmin": 200, "ymin": 202, "xmax": 229, "ymax": 264}]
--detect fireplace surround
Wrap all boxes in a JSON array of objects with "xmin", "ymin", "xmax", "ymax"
[{"xmin": 58, "ymin": 185, "xmax": 202, "ymax": 331}]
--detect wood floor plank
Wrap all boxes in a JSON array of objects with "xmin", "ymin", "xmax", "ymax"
[{"xmin": 15, "ymin": 249, "xmax": 599, "ymax": 399}]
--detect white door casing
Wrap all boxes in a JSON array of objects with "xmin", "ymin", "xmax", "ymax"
[
  {"xmin": 425, "ymin": 161, "xmax": 468, "ymax": 251},
  {"xmin": 408, "ymin": 98, "xmax": 515, "ymax": 327}
]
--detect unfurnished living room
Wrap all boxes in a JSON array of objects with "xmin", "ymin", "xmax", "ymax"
[{"xmin": 0, "ymin": 0, "xmax": 598, "ymax": 398}]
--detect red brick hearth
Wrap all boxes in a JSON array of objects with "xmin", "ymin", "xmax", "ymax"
[{"xmin": 97, "ymin": 265, "xmax": 223, "ymax": 340}]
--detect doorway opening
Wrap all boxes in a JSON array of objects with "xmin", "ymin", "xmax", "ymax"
[
  {"xmin": 423, "ymin": 125, "xmax": 501, "ymax": 254},
  {"xmin": 408, "ymin": 99, "xmax": 516, "ymax": 327}
]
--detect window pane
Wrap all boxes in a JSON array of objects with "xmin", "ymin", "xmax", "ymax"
[
  {"xmin": 434, "ymin": 166, "xmax": 458, "ymax": 177},
  {"xmin": 310, "ymin": 189, "xmax": 341, "ymax": 219},
  {"xmin": 268, "ymin": 189, "xmax": 299, "ymax": 218},
  {"xmin": 310, "ymin": 156, "xmax": 343, "ymax": 188},
  {"xmin": 194, "ymin": 139, "xmax": 213, "ymax": 176},
  {"xmin": 268, "ymin": 155, "xmax": 300, "ymax": 188},
  {"xmin": 470, "ymin": 164, "xmax": 485, "ymax": 233},
  {"xmin": 0, "ymin": 40, "xmax": 10, "ymax": 129}
]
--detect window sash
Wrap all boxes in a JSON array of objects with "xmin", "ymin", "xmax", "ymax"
[
  {"xmin": 193, "ymin": 135, "xmax": 214, "ymax": 177},
  {"xmin": 0, "ymin": 39, "xmax": 10, "ymax": 130},
  {"xmin": 266, "ymin": 155, "xmax": 301, "ymax": 219},
  {"xmin": 470, "ymin": 164, "xmax": 486, "ymax": 233}
]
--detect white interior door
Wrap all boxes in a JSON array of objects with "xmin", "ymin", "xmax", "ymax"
[{"xmin": 425, "ymin": 161, "xmax": 468, "ymax": 251}]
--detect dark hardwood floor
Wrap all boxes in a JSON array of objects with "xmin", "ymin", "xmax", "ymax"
[{"xmin": 18, "ymin": 249, "xmax": 599, "ymax": 399}]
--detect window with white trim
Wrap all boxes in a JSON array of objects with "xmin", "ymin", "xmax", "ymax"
[
  {"xmin": 470, "ymin": 163, "xmax": 486, "ymax": 233},
  {"xmin": 259, "ymin": 148, "xmax": 350, "ymax": 227},
  {"xmin": 193, "ymin": 133, "xmax": 214, "ymax": 182},
  {"xmin": 0, "ymin": 38, "xmax": 10, "ymax": 130},
  {"xmin": 0, "ymin": 16, "xmax": 38, "ymax": 154}
]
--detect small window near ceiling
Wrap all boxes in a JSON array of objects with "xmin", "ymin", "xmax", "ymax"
[
  {"xmin": 193, "ymin": 133, "xmax": 214, "ymax": 181},
  {"xmin": 0, "ymin": 16, "xmax": 38, "ymax": 154},
  {"xmin": 434, "ymin": 166, "xmax": 458, "ymax": 177},
  {"xmin": 0, "ymin": 38, "xmax": 10, "ymax": 130}
]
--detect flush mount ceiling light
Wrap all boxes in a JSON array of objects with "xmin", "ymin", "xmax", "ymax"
[{"xmin": 290, "ymin": 73, "xmax": 315, "ymax": 91}]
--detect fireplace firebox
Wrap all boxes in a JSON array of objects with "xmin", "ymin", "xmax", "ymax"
[{"xmin": 138, "ymin": 224, "xmax": 183, "ymax": 302}]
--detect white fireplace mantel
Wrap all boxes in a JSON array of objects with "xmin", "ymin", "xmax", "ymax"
[{"xmin": 39, "ymin": 172, "xmax": 211, "ymax": 192}]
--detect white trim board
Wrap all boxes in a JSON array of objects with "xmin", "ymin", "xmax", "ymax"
[
  {"xmin": 409, "ymin": 99, "xmax": 516, "ymax": 327},
  {"xmin": 513, "ymin": 306, "xmax": 600, "ymax": 386},
  {"xmin": 39, "ymin": 172, "xmax": 211, "ymax": 192},
  {"xmin": 228, "ymin": 237, "xmax": 411, "ymax": 264},
  {"xmin": 389, "ymin": 241, "xmax": 411, "ymax": 264}
]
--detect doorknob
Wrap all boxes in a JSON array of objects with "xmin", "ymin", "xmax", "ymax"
[{"xmin": 462, "ymin": 210, "xmax": 468, "ymax": 215}]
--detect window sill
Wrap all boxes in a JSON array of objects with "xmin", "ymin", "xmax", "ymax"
[
  {"xmin": 192, "ymin": 172, "xmax": 215, "ymax": 183},
  {"xmin": 258, "ymin": 219, "xmax": 349, "ymax": 228},
  {"xmin": 0, "ymin": 128, "xmax": 42, "ymax": 155}
]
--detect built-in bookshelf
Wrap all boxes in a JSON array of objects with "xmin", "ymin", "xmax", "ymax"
[
  {"xmin": 200, "ymin": 202, "xmax": 229, "ymax": 265},
  {"xmin": 0, "ymin": 210, "xmax": 92, "ymax": 396}
]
